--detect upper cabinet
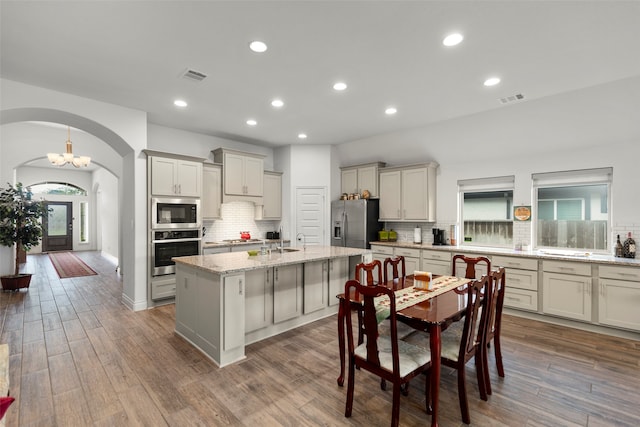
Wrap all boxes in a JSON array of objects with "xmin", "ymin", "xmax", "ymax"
[
  {"xmin": 256, "ymin": 171, "xmax": 282, "ymax": 220},
  {"xmin": 148, "ymin": 154, "xmax": 203, "ymax": 198},
  {"xmin": 202, "ymin": 164, "xmax": 222, "ymax": 220},
  {"xmin": 213, "ymin": 148, "xmax": 265, "ymax": 203},
  {"xmin": 340, "ymin": 162, "xmax": 386, "ymax": 198},
  {"xmin": 379, "ymin": 162, "xmax": 437, "ymax": 222}
]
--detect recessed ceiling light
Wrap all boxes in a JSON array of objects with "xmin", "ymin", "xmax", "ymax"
[
  {"xmin": 443, "ymin": 33, "xmax": 464, "ymax": 47},
  {"xmin": 333, "ymin": 82, "xmax": 347, "ymax": 91},
  {"xmin": 249, "ymin": 41, "xmax": 267, "ymax": 53},
  {"xmin": 271, "ymin": 99, "xmax": 284, "ymax": 108},
  {"xmin": 298, "ymin": 133, "xmax": 307, "ymax": 139},
  {"xmin": 173, "ymin": 99, "xmax": 188, "ymax": 108},
  {"xmin": 484, "ymin": 77, "xmax": 501, "ymax": 87},
  {"xmin": 246, "ymin": 119, "xmax": 257, "ymax": 126},
  {"xmin": 385, "ymin": 107, "xmax": 397, "ymax": 115}
]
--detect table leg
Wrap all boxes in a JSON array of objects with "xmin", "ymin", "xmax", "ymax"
[
  {"xmin": 429, "ymin": 324, "xmax": 441, "ymax": 427},
  {"xmin": 337, "ymin": 298, "xmax": 346, "ymax": 387}
]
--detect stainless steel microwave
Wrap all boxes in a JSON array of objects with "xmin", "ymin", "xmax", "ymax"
[{"xmin": 151, "ymin": 198, "xmax": 200, "ymax": 229}]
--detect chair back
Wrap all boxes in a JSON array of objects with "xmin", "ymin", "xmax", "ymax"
[
  {"xmin": 355, "ymin": 260, "xmax": 383, "ymax": 285},
  {"xmin": 452, "ymin": 254, "xmax": 491, "ymax": 279},
  {"xmin": 458, "ymin": 275, "xmax": 491, "ymax": 364},
  {"xmin": 485, "ymin": 267, "xmax": 506, "ymax": 345},
  {"xmin": 383, "ymin": 256, "xmax": 406, "ymax": 283}
]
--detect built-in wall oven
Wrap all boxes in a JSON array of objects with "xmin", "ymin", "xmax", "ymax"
[
  {"xmin": 151, "ymin": 229, "xmax": 201, "ymax": 276},
  {"xmin": 151, "ymin": 198, "xmax": 200, "ymax": 229}
]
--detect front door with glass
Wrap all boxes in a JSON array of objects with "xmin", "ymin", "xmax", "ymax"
[{"xmin": 43, "ymin": 201, "xmax": 73, "ymax": 252}]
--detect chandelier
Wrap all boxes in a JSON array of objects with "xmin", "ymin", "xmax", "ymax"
[{"xmin": 47, "ymin": 126, "xmax": 91, "ymax": 168}]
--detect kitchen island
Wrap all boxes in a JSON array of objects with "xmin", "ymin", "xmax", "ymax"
[{"xmin": 173, "ymin": 246, "xmax": 371, "ymax": 367}]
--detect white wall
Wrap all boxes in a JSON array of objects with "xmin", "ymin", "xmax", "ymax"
[{"xmin": 93, "ymin": 168, "xmax": 119, "ymax": 260}]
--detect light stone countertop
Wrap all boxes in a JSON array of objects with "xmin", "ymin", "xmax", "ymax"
[
  {"xmin": 371, "ymin": 241, "xmax": 640, "ymax": 267},
  {"xmin": 174, "ymin": 245, "xmax": 370, "ymax": 274},
  {"xmin": 202, "ymin": 239, "xmax": 290, "ymax": 249}
]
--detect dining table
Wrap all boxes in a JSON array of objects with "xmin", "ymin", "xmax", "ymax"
[{"xmin": 336, "ymin": 274, "xmax": 471, "ymax": 427}]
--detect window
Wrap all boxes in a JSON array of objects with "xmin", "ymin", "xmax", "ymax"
[
  {"xmin": 29, "ymin": 182, "xmax": 87, "ymax": 196},
  {"xmin": 458, "ymin": 176, "xmax": 514, "ymax": 247},
  {"xmin": 533, "ymin": 168, "xmax": 611, "ymax": 252},
  {"xmin": 80, "ymin": 201, "xmax": 89, "ymax": 243}
]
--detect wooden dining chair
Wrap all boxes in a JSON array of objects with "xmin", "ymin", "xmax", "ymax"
[
  {"xmin": 383, "ymin": 256, "xmax": 406, "ymax": 283},
  {"xmin": 355, "ymin": 260, "xmax": 383, "ymax": 285},
  {"xmin": 483, "ymin": 267, "xmax": 506, "ymax": 395},
  {"xmin": 452, "ymin": 254, "xmax": 491, "ymax": 279},
  {"xmin": 344, "ymin": 279, "xmax": 432, "ymax": 427}
]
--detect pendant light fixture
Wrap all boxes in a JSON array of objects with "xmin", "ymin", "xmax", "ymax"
[{"xmin": 47, "ymin": 126, "xmax": 91, "ymax": 168}]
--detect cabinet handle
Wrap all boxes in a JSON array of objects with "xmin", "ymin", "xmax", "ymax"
[
  {"xmin": 275, "ymin": 268, "xmax": 278, "ymax": 281},
  {"xmin": 397, "ymin": 209, "xmax": 401, "ymax": 217},
  {"xmin": 266, "ymin": 271, "xmax": 270, "ymax": 284},
  {"xmin": 179, "ymin": 184, "xmax": 182, "ymax": 194},
  {"xmin": 239, "ymin": 279, "xmax": 243, "ymax": 295}
]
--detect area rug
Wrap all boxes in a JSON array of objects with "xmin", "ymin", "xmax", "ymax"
[{"xmin": 48, "ymin": 252, "xmax": 98, "ymax": 279}]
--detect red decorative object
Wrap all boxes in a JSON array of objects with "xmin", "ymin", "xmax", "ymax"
[{"xmin": 240, "ymin": 231, "xmax": 251, "ymax": 240}]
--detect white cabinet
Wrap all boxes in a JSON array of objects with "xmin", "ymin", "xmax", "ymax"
[
  {"xmin": 150, "ymin": 276, "xmax": 177, "ymax": 300},
  {"xmin": 598, "ymin": 265, "xmax": 640, "ymax": 331},
  {"xmin": 257, "ymin": 171, "xmax": 282, "ymax": 220},
  {"xmin": 493, "ymin": 255, "xmax": 539, "ymax": 312},
  {"xmin": 394, "ymin": 247, "xmax": 421, "ymax": 274},
  {"xmin": 223, "ymin": 274, "xmax": 245, "ymax": 351},
  {"xmin": 202, "ymin": 164, "xmax": 222, "ymax": 219},
  {"xmin": 213, "ymin": 148, "xmax": 264, "ymax": 199},
  {"xmin": 202, "ymin": 246, "xmax": 230, "ymax": 255},
  {"xmin": 341, "ymin": 162, "xmax": 385, "ymax": 198},
  {"xmin": 421, "ymin": 250, "xmax": 451, "ymax": 276},
  {"xmin": 150, "ymin": 156, "xmax": 202, "ymax": 197},
  {"xmin": 245, "ymin": 268, "xmax": 273, "ymax": 333},
  {"xmin": 175, "ymin": 267, "xmax": 198, "ymax": 340},
  {"xmin": 542, "ymin": 260, "xmax": 592, "ymax": 322},
  {"xmin": 371, "ymin": 244, "xmax": 394, "ymax": 267},
  {"xmin": 304, "ymin": 260, "xmax": 328, "ymax": 314},
  {"xmin": 379, "ymin": 163, "xmax": 437, "ymax": 222},
  {"xmin": 328, "ymin": 257, "xmax": 349, "ymax": 306},
  {"xmin": 273, "ymin": 264, "xmax": 303, "ymax": 323}
]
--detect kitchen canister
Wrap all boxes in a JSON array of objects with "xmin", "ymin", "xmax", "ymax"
[{"xmin": 414, "ymin": 226, "xmax": 422, "ymax": 244}]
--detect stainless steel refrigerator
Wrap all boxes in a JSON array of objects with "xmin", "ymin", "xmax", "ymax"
[{"xmin": 331, "ymin": 199, "xmax": 382, "ymax": 249}]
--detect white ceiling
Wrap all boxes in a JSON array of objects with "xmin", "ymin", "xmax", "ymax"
[{"xmin": 2, "ymin": 1, "xmax": 640, "ymax": 148}]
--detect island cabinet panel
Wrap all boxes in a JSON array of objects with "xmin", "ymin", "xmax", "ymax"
[
  {"xmin": 328, "ymin": 257, "xmax": 349, "ymax": 306},
  {"xmin": 245, "ymin": 268, "xmax": 273, "ymax": 333},
  {"xmin": 598, "ymin": 265, "xmax": 640, "ymax": 331},
  {"xmin": 273, "ymin": 264, "xmax": 303, "ymax": 323},
  {"xmin": 175, "ymin": 267, "xmax": 198, "ymax": 341},
  {"xmin": 543, "ymin": 260, "xmax": 592, "ymax": 322},
  {"xmin": 223, "ymin": 274, "xmax": 245, "ymax": 351},
  {"xmin": 304, "ymin": 260, "xmax": 328, "ymax": 314}
]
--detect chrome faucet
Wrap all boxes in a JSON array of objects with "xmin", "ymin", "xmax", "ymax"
[{"xmin": 297, "ymin": 233, "xmax": 306, "ymax": 250}]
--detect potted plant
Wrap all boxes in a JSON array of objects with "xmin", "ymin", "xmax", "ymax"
[{"xmin": 0, "ymin": 182, "xmax": 48, "ymax": 291}]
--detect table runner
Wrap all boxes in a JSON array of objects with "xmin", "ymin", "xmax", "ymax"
[{"xmin": 374, "ymin": 276, "xmax": 471, "ymax": 322}]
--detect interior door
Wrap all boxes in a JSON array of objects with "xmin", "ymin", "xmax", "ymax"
[
  {"xmin": 295, "ymin": 187, "xmax": 325, "ymax": 246},
  {"xmin": 43, "ymin": 202, "xmax": 73, "ymax": 252}
]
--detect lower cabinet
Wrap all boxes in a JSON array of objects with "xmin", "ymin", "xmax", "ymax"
[
  {"xmin": 394, "ymin": 247, "xmax": 420, "ymax": 275},
  {"xmin": 328, "ymin": 257, "xmax": 349, "ymax": 306},
  {"xmin": 371, "ymin": 244, "xmax": 394, "ymax": 266},
  {"xmin": 175, "ymin": 267, "xmax": 198, "ymax": 340},
  {"xmin": 598, "ymin": 265, "xmax": 640, "ymax": 331},
  {"xmin": 421, "ymin": 249, "xmax": 450, "ymax": 276},
  {"xmin": 245, "ymin": 268, "xmax": 273, "ymax": 333},
  {"xmin": 493, "ymin": 255, "xmax": 539, "ymax": 312},
  {"xmin": 151, "ymin": 276, "xmax": 177, "ymax": 300},
  {"xmin": 273, "ymin": 264, "xmax": 303, "ymax": 323},
  {"xmin": 304, "ymin": 260, "xmax": 328, "ymax": 314},
  {"xmin": 223, "ymin": 274, "xmax": 245, "ymax": 351},
  {"xmin": 542, "ymin": 261, "xmax": 592, "ymax": 322}
]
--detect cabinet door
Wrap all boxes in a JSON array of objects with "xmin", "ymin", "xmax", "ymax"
[
  {"xmin": 358, "ymin": 165, "xmax": 378, "ymax": 197},
  {"xmin": 223, "ymin": 274, "xmax": 245, "ymax": 351},
  {"xmin": 223, "ymin": 152, "xmax": 246, "ymax": 195},
  {"xmin": 379, "ymin": 170, "xmax": 402, "ymax": 220},
  {"xmin": 404, "ymin": 257, "xmax": 420, "ymax": 275},
  {"xmin": 262, "ymin": 173, "xmax": 282, "ymax": 219},
  {"xmin": 341, "ymin": 169, "xmax": 358, "ymax": 195},
  {"xmin": 304, "ymin": 260, "xmax": 328, "ymax": 314},
  {"xmin": 202, "ymin": 165, "xmax": 222, "ymax": 219},
  {"xmin": 273, "ymin": 264, "xmax": 302, "ymax": 323},
  {"xmin": 543, "ymin": 272, "xmax": 592, "ymax": 321},
  {"xmin": 599, "ymin": 278, "xmax": 640, "ymax": 331},
  {"xmin": 175, "ymin": 268, "xmax": 197, "ymax": 340},
  {"xmin": 328, "ymin": 257, "xmax": 348, "ymax": 306},
  {"xmin": 151, "ymin": 157, "xmax": 178, "ymax": 196},
  {"xmin": 244, "ymin": 156, "xmax": 264, "ymax": 196},
  {"xmin": 176, "ymin": 160, "xmax": 202, "ymax": 197},
  {"xmin": 245, "ymin": 269, "xmax": 273, "ymax": 333},
  {"xmin": 401, "ymin": 167, "xmax": 429, "ymax": 220},
  {"xmin": 422, "ymin": 259, "xmax": 450, "ymax": 276}
]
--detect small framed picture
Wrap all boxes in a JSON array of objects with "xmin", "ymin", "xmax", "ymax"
[{"xmin": 514, "ymin": 205, "xmax": 531, "ymax": 221}]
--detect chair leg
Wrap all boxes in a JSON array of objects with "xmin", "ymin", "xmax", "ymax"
[
  {"xmin": 345, "ymin": 357, "xmax": 355, "ymax": 418},
  {"xmin": 380, "ymin": 378, "xmax": 387, "ymax": 390},
  {"xmin": 476, "ymin": 348, "xmax": 489, "ymax": 400},
  {"xmin": 391, "ymin": 382, "xmax": 401, "ymax": 427},
  {"xmin": 457, "ymin": 366, "xmax": 471, "ymax": 424},
  {"xmin": 425, "ymin": 371, "xmax": 432, "ymax": 415},
  {"xmin": 495, "ymin": 334, "xmax": 505, "ymax": 377}
]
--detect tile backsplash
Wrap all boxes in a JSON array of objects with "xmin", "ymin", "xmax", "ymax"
[{"xmin": 202, "ymin": 201, "xmax": 279, "ymax": 242}]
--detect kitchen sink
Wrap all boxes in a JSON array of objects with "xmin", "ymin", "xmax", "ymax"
[{"xmin": 278, "ymin": 247, "xmax": 300, "ymax": 252}]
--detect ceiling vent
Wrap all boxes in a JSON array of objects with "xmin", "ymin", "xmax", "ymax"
[
  {"xmin": 499, "ymin": 93, "xmax": 525, "ymax": 104},
  {"xmin": 182, "ymin": 69, "xmax": 207, "ymax": 82}
]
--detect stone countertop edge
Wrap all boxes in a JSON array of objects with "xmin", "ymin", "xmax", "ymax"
[
  {"xmin": 370, "ymin": 241, "xmax": 640, "ymax": 267},
  {"xmin": 202, "ymin": 239, "xmax": 291, "ymax": 248},
  {"xmin": 174, "ymin": 246, "xmax": 370, "ymax": 274}
]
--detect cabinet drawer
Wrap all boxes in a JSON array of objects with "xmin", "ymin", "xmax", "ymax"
[
  {"xmin": 395, "ymin": 247, "xmax": 421, "ymax": 258},
  {"xmin": 504, "ymin": 288, "xmax": 538, "ymax": 311},
  {"xmin": 492, "ymin": 255, "xmax": 538, "ymax": 271},
  {"xmin": 371, "ymin": 245, "xmax": 394, "ymax": 256},
  {"xmin": 422, "ymin": 259, "xmax": 450, "ymax": 276},
  {"xmin": 543, "ymin": 260, "xmax": 591, "ymax": 276},
  {"xmin": 507, "ymin": 269, "xmax": 538, "ymax": 291},
  {"xmin": 422, "ymin": 249, "xmax": 450, "ymax": 261},
  {"xmin": 599, "ymin": 265, "xmax": 640, "ymax": 282},
  {"xmin": 152, "ymin": 277, "xmax": 176, "ymax": 300}
]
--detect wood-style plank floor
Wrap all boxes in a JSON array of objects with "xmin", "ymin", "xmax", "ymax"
[{"xmin": 1, "ymin": 252, "xmax": 639, "ymax": 426}]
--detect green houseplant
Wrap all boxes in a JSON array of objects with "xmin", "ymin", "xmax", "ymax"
[{"xmin": 0, "ymin": 182, "xmax": 48, "ymax": 291}]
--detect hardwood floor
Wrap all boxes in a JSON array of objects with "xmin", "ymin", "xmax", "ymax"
[{"xmin": 2, "ymin": 252, "xmax": 639, "ymax": 426}]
